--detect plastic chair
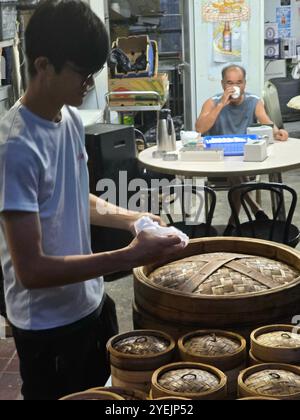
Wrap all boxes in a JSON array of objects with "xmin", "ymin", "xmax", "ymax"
[
  {"xmin": 138, "ymin": 183, "xmax": 218, "ymax": 238},
  {"xmin": 228, "ymin": 182, "xmax": 300, "ymax": 248},
  {"xmin": 263, "ymin": 81, "xmax": 300, "ymax": 138}
]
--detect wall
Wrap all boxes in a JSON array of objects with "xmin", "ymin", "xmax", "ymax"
[
  {"xmin": 265, "ymin": 0, "xmax": 300, "ymax": 44},
  {"xmin": 80, "ymin": 0, "xmax": 109, "ymax": 111},
  {"xmin": 192, "ymin": 0, "xmax": 264, "ymax": 126}
]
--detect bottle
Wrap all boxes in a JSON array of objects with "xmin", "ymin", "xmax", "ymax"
[
  {"xmin": 223, "ymin": 22, "xmax": 232, "ymax": 52},
  {"xmin": 122, "ymin": 112, "xmax": 135, "ymax": 126}
]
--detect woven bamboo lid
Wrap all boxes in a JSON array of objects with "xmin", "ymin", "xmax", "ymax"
[
  {"xmin": 113, "ymin": 334, "xmax": 169, "ymax": 356},
  {"xmin": 151, "ymin": 362, "xmax": 227, "ymax": 400},
  {"xmin": 251, "ymin": 325, "xmax": 300, "ymax": 364},
  {"xmin": 147, "ymin": 252, "xmax": 299, "ymax": 297},
  {"xmin": 107, "ymin": 330, "xmax": 176, "ymax": 371},
  {"xmin": 183, "ymin": 333, "xmax": 240, "ymax": 356},
  {"xmin": 178, "ymin": 330, "xmax": 246, "ymax": 371},
  {"xmin": 158, "ymin": 368, "xmax": 219, "ymax": 393},
  {"xmin": 238, "ymin": 364, "xmax": 300, "ymax": 400}
]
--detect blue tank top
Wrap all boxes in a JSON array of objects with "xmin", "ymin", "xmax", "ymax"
[{"xmin": 207, "ymin": 93, "xmax": 260, "ymax": 136}]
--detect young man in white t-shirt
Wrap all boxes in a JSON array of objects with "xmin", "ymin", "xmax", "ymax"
[{"xmin": 0, "ymin": 0, "xmax": 184, "ymax": 400}]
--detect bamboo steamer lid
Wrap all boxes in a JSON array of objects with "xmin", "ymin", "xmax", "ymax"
[
  {"xmin": 107, "ymin": 330, "xmax": 175, "ymax": 371},
  {"xmin": 89, "ymin": 386, "xmax": 148, "ymax": 400},
  {"xmin": 251, "ymin": 325, "xmax": 300, "ymax": 364},
  {"xmin": 59, "ymin": 391, "xmax": 124, "ymax": 400},
  {"xmin": 178, "ymin": 330, "xmax": 246, "ymax": 371},
  {"xmin": 151, "ymin": 362, "xmax": 227, "ymax": 400},
  {"xmin": 238, "ymin": 364, "xmax": 300, "ymax": 400},
  {"xmin": 134, "ymin": 239, "xmax": 300, "ymax": 336}
]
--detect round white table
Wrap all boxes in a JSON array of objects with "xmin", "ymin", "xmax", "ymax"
[{"xmin": 138, "ymin": 138, "xmax": 300, "ymax": 178}]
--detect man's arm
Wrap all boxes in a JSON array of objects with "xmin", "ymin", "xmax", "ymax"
[
  {"xmin": 255, "ymin": 100, "xmax": 288, "ymax": 141},
  {"xmin": 195, "ymin": 87, "xmax": 234, "ymax": 133},
  {"xmin": 89, "ymin": 194, "xmax": 163, "ymax": 234},
  {"xmin": 196, "ymin": 99, "xmax": 222, "ymax": 134},
  {"xmin": 2, "ymin": 211, "xmax": 183, "ymax": 290}
]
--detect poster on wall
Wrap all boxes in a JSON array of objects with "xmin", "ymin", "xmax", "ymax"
[
  {"xmin": 276, "ymin": 6, "xmax": 291, "ymax": 37},
  {"xmin": 213, "ymin": 21, "xmax": 242, "ymax": 63},
  {"xmin": 202, "ymin": 0, "xmax": 250, "ymax": 75}
]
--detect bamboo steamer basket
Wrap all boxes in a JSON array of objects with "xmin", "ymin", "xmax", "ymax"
[
  {"xmin": 152, "ymin": 397, "xmax": 191, "ymax": 400},
  {"xmin": 249, "ymin": 350, "xmax": 265, "ymax": 366},
  {"xmin": 107, "ymin": 330, "xmax": 175, "ymax": 393},
  {"xmin": 178, "ymin": 330, "xmax": 247, "ymax": 399},
  {"xmin": 248, "ymin": 349, "xmax": 300, "ymax": 368},
  {"xmin": 59, "ymin": 391, "xmax": 124, "ymax": 400},
  {"xmin": 148, "ymin": 390, "xmax": 191, "ymax": 400},
  {"xmin": 89, "ymin": 386, "xmax": 148, "ymax": 400},
  {"xmin": 134, "ymin": 238, "xmax": 300, "ymax": 341},
  {"xmin": 238, "ymin": 364, "xmax": 300, "ymax": 400},
  {"xmin": 238, "ymin": 397, "xmax": 279, "ymax": 400},
  {"xmin": 251, "ymin": 325, "xmax": 300, "ymax": 364},
  {"xmin": 151, "ymin": 362, "xmax": 227, "ymax": 400}
]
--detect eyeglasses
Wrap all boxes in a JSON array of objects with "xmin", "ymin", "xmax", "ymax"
[
  {"xmin": 223, "ymin": 81, "xmax": 245, "ymax": 86},
  {"xmin": 66, "ymin": 62, "xmax": 104, "ymax": 86}
]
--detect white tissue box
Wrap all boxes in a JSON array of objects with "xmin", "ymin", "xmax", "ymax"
[
  {"xmin": 244, "ymin": 140, "xmax": 268, "ymax": 162},
  {"xmin": 179, "ymin": 148, "xmax": 224, "ymax": 162},
  {"xmin": 247, "ymin": 126, "xmax": 274, "ymax": 145}
]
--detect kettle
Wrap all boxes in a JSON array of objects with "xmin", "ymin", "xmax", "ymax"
[{"xmin": 157, "ymin": 109, "xmax": 176, "ymax": 152}]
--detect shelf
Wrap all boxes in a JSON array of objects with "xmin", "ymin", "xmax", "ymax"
[
  {"xmin": 0, "ymin": 39, "xmax": 14, "ymax": 49},
  {"xmin": 109, "ymin": 105, "xmax": 163, "ymax": 112}
]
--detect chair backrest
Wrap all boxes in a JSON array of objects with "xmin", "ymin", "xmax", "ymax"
[
  {"xmin": 138, "ymin": 183, "xmax": 217, "ymax": 236},
  {"xmin": 262, "ymin": 81, "xmax": 284, "ymax": 129},
  {"xmin": 228, "ymin": 182, "xmax": 298, "ymax": 244}
]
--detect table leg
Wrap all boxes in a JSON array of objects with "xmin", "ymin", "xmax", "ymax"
[{"xmin": 268, "ymin": 172, "xmax": 286, "ymax": 221}]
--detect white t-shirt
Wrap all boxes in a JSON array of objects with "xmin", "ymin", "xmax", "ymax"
[{"xmin": 0, "ymin": 101, "xmax": 104, "ymax": 330}]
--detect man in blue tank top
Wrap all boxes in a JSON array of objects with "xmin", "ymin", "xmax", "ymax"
[{"xmin": 196, "ymin": 65, "xmax": 288, "ymax": 234}]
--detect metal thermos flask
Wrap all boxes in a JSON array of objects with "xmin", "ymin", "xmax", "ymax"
[{"xmin": 157, "ymin": 109, "xmax": 176, "ymax": 152}]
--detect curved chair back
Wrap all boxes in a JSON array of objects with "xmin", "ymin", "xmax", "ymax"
[
  {"xmin": 228, "ymin": 182, "xmax": 299, "ymax": 246},
  {"xmin": 262, "ymin": 81, "xmax": 284, "ymax": 129}
]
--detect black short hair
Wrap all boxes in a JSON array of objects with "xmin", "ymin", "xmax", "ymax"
[
  {"xmin": 25, "ymin": 0, "xmax": 109, "ymax": 78},
  {"xmin": 222, "ymin": 65, "xmax": 246, "ymax": 80}
]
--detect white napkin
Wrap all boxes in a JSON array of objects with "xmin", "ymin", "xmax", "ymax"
[{"xmin": 134, "ymin": 216, "xmax": 189, "ymax": 247}]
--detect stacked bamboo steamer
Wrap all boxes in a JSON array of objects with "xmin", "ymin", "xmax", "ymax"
[
  {"xmin": 249, "ymin": 325, "xmax": 300, "ymax": 366},
  {"xmin": 59, "ymin": 391, "xmax": 124, "ymax": 400},
  {"xmin": 107, "ymin": 330, "xmax": 175, "ymax": 393},
  {"xmin": 178, "ymin": 330, "xmax": 247, "ymax": 399},
  {"xmin": 133, "ymin": 238, "xmax": 300, "ymax": 341},
  {"xmin": 238, "ymin": 364, "xmax": 300, "ymax": 400},
  {"xmin": 238, "ymin": 397, "xmax": 280, "ymax": 400},
  {"xmin": 89, "ymin": 386, "xmax": 148, "ymax": 400},
  {"xmin": 151, "ymin": 362, "xmax": 227, "ymax": 400}
]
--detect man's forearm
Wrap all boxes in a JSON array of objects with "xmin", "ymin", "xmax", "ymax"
[
  {"xmin": 196, "ymin": 103, "xmax": 224, "ymax": 133},
  {"xmin": 21, "ymin": 246, "xmax": 137, "ymax": 290},
  {"xmin": 89, "ymin": 194, "xmax": 139, "ymax": 232}
]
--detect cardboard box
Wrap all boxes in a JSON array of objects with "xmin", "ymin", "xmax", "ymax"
[
  {"xmin": 108, "ymin": 73, "xmax": 169, "ymax": 107},
  {"xmin": 113, "ymin": 35, "xmax": 158, "ymax": 78}
]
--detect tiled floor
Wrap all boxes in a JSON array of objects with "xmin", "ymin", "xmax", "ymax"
[{"xmin": 0, "ymin": 337, "xmax": 22, "ymax": 400}]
